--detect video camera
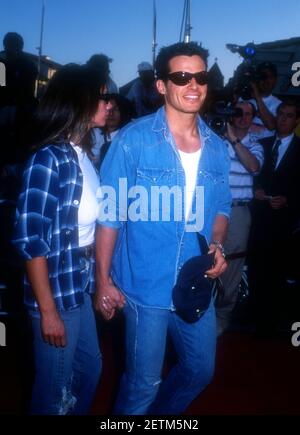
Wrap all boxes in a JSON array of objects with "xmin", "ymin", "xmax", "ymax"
[
  {"xmin": 205, "ymin": 102, "xmax": 243, "ymax": 136},
  {"xmin": 226, "ymin": 43, "xmax": 268, "ymax": 100}
]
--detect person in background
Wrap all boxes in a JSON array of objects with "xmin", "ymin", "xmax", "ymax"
[
  {"xmin": 126, "ymin": 61, "xmax": 162, "ymax": 117},
  {"xmin": 0, "ymin": 32, "xmax": 37, "ymax": 106},
  {"xmin": 86, "ymin": 53, "xmax": 118, "ymax": 93},
  {"xmin": 12, "ymin": 64, "xmax": 112, "ymax": 415},
  {"xmin": 248, "ymin": 62, "xmax": 282, "ymax": 138},
  {"xmin": 0, "ymin": 32, "xmax": 38, "ymax": 166},
  {"xmin": 216, "ymin": 101, "xmax": 264, "ymax": 335},
  {"xmin": 249, "ymin": 100, "xmax": 300, "ymax": 338},
  {"xmin": 92, "ymin": 93, "xmax": 134, "ymax": 168}
]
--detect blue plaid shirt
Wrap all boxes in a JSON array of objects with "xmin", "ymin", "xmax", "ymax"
[{"xmin": 12, "ymin": 143, "xmax": 96, "ymax": 311}]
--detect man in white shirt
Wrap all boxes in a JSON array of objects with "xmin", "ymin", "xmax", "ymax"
[
  {"xmin": 126, "ymin": 61, "xmax": 162, "ymax": 117},
  {"xmin": 216, "ymin": 101, "xmax": 264, "ymax": 335},
  {"xmin": 248, "ymin": 61, "xmax": 281, "ymax": 138}
]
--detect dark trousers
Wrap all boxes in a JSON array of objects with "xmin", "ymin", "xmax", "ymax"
[{"xmin": 248, "ymin": 201, "xmax": 296, "ymax": 334}]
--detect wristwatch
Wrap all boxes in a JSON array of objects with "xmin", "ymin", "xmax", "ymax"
[{"xmin": 210, "ymin": 240, "xmax": 226, "ymax": 258}]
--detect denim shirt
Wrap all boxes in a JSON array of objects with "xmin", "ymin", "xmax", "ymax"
[
  {"xmin": 99, "ymin": 107, "xmax": 231, "ymax": 308},
  {"xmin": 12, "ymin": 143, "xmax": 96, "ymax": 311}
]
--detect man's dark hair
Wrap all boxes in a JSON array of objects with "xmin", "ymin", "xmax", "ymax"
[
  {"xmin": 276, "ymin": 100, "xmax": 300, "ymax": 118},
  {"xmin": 155, "ymin": 41, "xmax": 209, "ymax": 80},
  {"xmin": 86, "ymin": 53, "xmax": 112, "ymax": 76}
]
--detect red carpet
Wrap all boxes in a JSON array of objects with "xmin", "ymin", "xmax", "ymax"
[
  {"xmin": 1, "ymin": 316, "xmax": 299, "ymax": 415},
  {"xmin": 91, "ymin": 328, "xmax": 300, "ymax": 415}
]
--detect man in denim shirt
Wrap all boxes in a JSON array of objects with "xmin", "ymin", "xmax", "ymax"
[{"xmin": 95, "ymin": 42, "xmax": 231, "ymax": 415}]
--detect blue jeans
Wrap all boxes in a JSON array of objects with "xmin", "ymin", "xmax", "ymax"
[
  {"xmin": 29, "ymin": 291, "xmax": 101, "ymax": 415},
  {"xmin": 114, "ymin": 298, "xmax": 216, "ymax": 415}
]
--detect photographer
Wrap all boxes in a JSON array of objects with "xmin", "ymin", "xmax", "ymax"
[
  {"xmin": 216, "ymin": 101, "xmax": 264, "ymax": 335},
  {"xmin": 248, "ymin": 62, "xmax": 282, "ymax": 137}
]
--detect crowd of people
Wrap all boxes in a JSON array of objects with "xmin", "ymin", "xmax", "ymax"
[{"xmin": 0, "ymin": 32, "xmax": 300, "ymax": 415}]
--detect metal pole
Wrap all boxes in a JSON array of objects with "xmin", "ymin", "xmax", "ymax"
[
  {"xmin": 152, "ymin": 0, "xmax": 157, "ymax": 68},
  {"xmin": 37, "ymin": 0, "xmax": 45, "ymax": 95},
  {"xmin": 179, "ymin": 0, "xmax": 186, "ymax": 41},
  {"xmin": 184, "ymin": 0, "xmax": 192, "ymax": 43}
]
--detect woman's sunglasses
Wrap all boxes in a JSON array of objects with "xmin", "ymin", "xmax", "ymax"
[{"xmin": 167, "ymin": 71, "xmax": 208, "ymax": 86}]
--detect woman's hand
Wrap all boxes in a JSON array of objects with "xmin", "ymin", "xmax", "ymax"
[
  {"xmin": 41, "ymin": 309, "xmax": 66, "ymax": 347},
  {"xmin": 94, "ymin": 277, "xmax": 126, "ymax": 320}
]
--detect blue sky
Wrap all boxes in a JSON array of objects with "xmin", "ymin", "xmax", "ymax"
[{"xmin": 1, "ymin": 0, "xmax": 300, "ymax": 87}]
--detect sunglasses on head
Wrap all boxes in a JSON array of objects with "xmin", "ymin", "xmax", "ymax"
[
  {"xmin": 99, "ymin": 93, "xmax": 112, "ymax": 103},
  {"xmin": 167, "ymin": 71, "xmax": 208, "ymax": 86}
]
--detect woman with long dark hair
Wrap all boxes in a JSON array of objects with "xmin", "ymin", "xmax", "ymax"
[{"xmin": 12, "ymin": 64, "xmax": 112, "ymax": 414}]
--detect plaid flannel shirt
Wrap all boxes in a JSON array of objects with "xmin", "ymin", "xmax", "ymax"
[{"xmin": 12, "ymin": 143, "xmax": 96, "ymax": 311}]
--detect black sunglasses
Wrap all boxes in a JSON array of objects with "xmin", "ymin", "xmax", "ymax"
[
  {"xmin": 167, "ymin": 71, "xmax": 208, "ymax": 86},
  {"xmin": 99, "ymin": 93, "xmax": 112, "ymax": 103}
]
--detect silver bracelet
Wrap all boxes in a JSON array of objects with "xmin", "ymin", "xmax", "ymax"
[{"xmin": 210, "ymin": 240, "xmax": 226, "ymax": 257}]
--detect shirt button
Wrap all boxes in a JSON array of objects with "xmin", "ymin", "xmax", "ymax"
[
  {"xmin": 73, "ymin": 199, "xmax": 79, "ymax": 205},
  {"xmin": 66, "ymin": 230, "xmax": 71, "ymax": 235}
]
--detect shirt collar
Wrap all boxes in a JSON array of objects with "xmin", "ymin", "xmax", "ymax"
[
  {"xmin": 276, "ymin": 132, "xmax": 294, "ymax": 147},
  {"xmin": 151, "ymin": 106, "xmax": 210, "ymax": 142}
]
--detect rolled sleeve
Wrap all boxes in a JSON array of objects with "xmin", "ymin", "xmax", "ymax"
[
  {"xmin": 12, "ymin": 149, "xmax": 59, "ymax": 260},
  {"xmin": 250, "ymin": 142, "xmax": 264, "ymax": 174},
  {"xmin": 217, "ymin": 149, "xmax": 232, "ymax": 219}
]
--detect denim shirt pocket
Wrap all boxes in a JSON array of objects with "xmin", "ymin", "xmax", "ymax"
[
  {"xmin": 198, "ymin": 169, "xmax": 225, "ymax": 217},
  {"xmin": 135, "ymin": 167, "xmax": 178, "ymax": 219},
  {"xmin": 199, "ymin": 169, "xmax": 225, "ymax": 186},
  {"xmin": 136, "ymin": 167, "xmax": 176, "ymax": 185}
]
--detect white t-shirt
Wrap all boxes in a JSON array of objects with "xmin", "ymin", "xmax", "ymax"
[
  {"xmin": 72, "ymin": 145, "xmax": 100, "ymax": 247},
  {"xmin": 242, "ymin": 94, "xmax": 282, "ymax": 139},
  {"xmin": 250, "ymin": 94, "xmax": 282, "ymax": 126},
  {"xmin": 178, "ymin": 149, "xmax": 201, "ymax": 221}
]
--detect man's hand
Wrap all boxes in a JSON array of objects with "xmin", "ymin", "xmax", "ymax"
[
  {"xmin": 270, "ymin": 195, "xmax": 287, "ymax": 209},
  {"xmin": 94, "ymin": 277, "xmax": 126, "ymax": 320},
  {"xmin": 225, "ymin": 123, "xmax": 236, "ymax": 142},
  {"xmin": 206, "ymin": 245, "xmax": 227, "ymax": 279},
  {"xmin": 254, "ymin": 188, "xmax": 266, "ymax": 200},
  {"xmin": 41, "ymin": 310, "xmax": 66, "ymax": 347},
  {"xmin": 250, "ymin": 81, "xmax": 276, "ymax": 130}
]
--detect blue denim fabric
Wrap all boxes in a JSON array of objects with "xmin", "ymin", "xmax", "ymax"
[
  {"xmin": 99, "ymin": 107, "xmax": 231, "ymax": 308},
  {"xmin": 114, "ymin": 297, "xmax": 216, "ymax": 415},
  {"xmin": 29, "ymin": 290, "xmax": 101, "ymax": 415}
]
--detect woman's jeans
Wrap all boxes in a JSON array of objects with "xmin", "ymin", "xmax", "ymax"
[
  {"xmin": 114, "ymin": 298, "xmax": 216, "ymax": 415},
  {"xmin": 29, "ymin": 257, "xmax": 101, "ymax": 415}
]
